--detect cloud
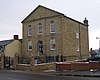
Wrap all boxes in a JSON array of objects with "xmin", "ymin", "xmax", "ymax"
[
  {"xmin": 0, "ymin": 0, "xmax": 100, "ymax": 49},
  {"xmin": 0, "ymin": 23, "xmax": 22, "ymax": 40}
]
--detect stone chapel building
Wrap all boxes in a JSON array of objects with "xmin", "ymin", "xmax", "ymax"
[{"xmin": 21, "ymin": 5, "xmax": 89, "ymax": 62}]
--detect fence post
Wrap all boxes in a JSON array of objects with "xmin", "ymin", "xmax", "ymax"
[
  {"xmin": 28, "ymin": 53, "xmax": 34, "ymax": 71},
  {"xmin": 1, "ymin": 53, "xmax": 5, "ymax": 69},
  {"xmin": 13, "ymin": 53, "xmax": 19, "ymax": 70},
  {"xmin": 30, "ymin": 54, "xmax": 35, "ymax": 66}
]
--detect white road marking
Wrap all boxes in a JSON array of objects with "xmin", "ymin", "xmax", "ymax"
[{"xmin": 7, "ymin": 78, "xmax": 19, "ymax": 80}]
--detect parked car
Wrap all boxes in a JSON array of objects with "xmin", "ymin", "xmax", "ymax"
[{"xmin": 86, "ymin": 54, "xmax": 100, "ymax": 61}]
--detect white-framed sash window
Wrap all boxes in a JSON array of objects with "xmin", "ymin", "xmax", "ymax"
[
  {"xmin": 28, "ymin": 25, "xmax": 32, "ymax": 36},
  {"xmin": 28, "ymin": 41, "xmax": 32, "ymax": 51},
  {"xmin": 50, "ymin": 21, "xmax": 55, "ymax": 33},
  {"xmin": 50, "ymin": 39, "xmax": 56, "ymax": 50},
  {"xmin": 38, "ymin": 23, "xmax": 42, "ymax": 35},
  {"xmin": 76, "ymin": 32, "xmax": 79, "ymax": 38},
  {"xmin": 77, "ymin": 45, "xmax": 79, "ymax": 51}
]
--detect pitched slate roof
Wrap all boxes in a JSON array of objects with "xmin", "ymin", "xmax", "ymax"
[{"xmin": 0, "ymin": 40, "xmax": 13, "ymax": 46}]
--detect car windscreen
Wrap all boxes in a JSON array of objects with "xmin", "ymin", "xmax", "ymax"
[{"xmin": 95, "ymin": 54, "xmax": 100, "ymax": 57}]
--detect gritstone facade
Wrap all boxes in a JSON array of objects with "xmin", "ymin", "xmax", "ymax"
[{"xmin": 21, "ymin": 5, "xmax": 89, "ymax": 62}]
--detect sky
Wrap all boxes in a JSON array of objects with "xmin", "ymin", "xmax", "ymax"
[{"xmin": 0, "ymin": 0, "xmax": 100, "ymax": 50}]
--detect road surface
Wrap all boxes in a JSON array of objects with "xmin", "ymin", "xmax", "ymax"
[{"xmin": 0, "ymin": 70, "xmax": 100, "ymax": 80}]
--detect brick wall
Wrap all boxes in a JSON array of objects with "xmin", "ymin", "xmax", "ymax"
[
  {"xmin": 71, "ymin": 62, "xmax": 89, "ymax": 71},
  {"xmin": 89, "ymin": 61, "xmax": 100, "ymax": 70},
  {"xmin": 56, "ymin": 62, "xmax": 71, "ymax": 71},
  {"xmin": 56, "ymin": 61, "xmax": 100, "ymax": 71}
]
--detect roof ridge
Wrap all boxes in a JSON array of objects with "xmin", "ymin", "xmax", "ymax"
[
  {"xmin": 0, "ymin": 39, "xmax": 13, "ymax": 42},
  {"xmin": 21, "ymin": 5, "xmax": 87, "ymax": 26}
]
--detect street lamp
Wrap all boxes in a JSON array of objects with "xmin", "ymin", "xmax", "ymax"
[{"xmin": 96, "ymin": 37, "xmax": 100, "ymax": 49}]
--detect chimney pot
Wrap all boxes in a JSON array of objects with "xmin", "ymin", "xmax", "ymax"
[
  {"xmin": 83, "ymin": 17, "xmax": 88, "ymax": 26},
  {"xmin": 14, "ymin": 35, "xmax": 18, "ymax": 40}
]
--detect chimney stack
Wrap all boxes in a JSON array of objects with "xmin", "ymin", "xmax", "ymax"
[
  {"xmin": 90, "ymin": 48, "xmax": 93, "ymax": 52},
  {"xmin": 14, "ymin": 35, "xmax": 18, "ymax": 40},
  {"xmin": 83, "ymin": 17, "xmax": 88, "ymax": 26}
]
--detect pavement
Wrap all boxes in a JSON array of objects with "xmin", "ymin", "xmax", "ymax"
[{"xmin": 44, "ymin": 69, "xmax": 100, "ymax": 77}]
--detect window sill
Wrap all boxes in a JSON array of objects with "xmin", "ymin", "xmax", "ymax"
[
  {"xmin": 77, "ymin": 50, "xmax": 79, "ymax": 52},
  {"xmin": 27, "ymin": 35, "xmax": 32, "ymax": 37},
  {"xmin": 50, "ymin": 49, "xmax": 56, "ymax": 51},
  {"xmin": 38, "ymin": 34, "xmax": 42, "ymax": 36},
  {"xmin": 50, "ymin": 32, "xmax": 55, "ymax": 34},
  {"xmin": 28, "ymin": 50, "xmax": 32, "ymax": 52}
]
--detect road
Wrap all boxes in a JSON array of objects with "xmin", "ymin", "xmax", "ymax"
[{"xmin": 0, "ymin": 70, "xmax": 100, "ymax": 80}]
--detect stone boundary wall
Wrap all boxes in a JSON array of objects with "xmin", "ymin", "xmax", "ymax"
[
  {"xmin": 56, "ymin": 61, "xmax": 100, "ymax": 71},
  {"xmin": 31, "ymin": 63, "xmax": 56, "ymax": 72},
  {"xmin": 15, "ymin": 63, "xmax": 56, "ymax": 72},
  {"xmin": 15, "ymin": 64, "xmax": 30, "ymax": 71}
]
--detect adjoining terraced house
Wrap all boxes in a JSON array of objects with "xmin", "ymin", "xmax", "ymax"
[
  {"xmin": 0, "ymin": 35, "xmax": 22, "ymax": 57},
  {"xmin": 21, "ymin": 5, "xmax": 89, "ymax": 62},
  {"xmin": 0, "ymin": 35, "xmax": 22, "ymax": 69}
]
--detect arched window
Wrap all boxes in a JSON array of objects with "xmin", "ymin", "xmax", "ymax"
[
  {"xmin": 38, "ymin": 23, "xmax": 42, "ymax": 35},
  {"xmin": 28, "ymin": 25, "xmax": 32, "ymax": 36},
  {"xmin": 50, "ymin": 21, "xmax": 55, "ymax": 33},
  {"xmin": 37, "ymin": 41, "xmax": 43, "ymax": 54}
]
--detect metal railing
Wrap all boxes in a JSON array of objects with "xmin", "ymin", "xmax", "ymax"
[{"xmin": 18, "ymin": 57, "xmax": 30, "ymax": 64}]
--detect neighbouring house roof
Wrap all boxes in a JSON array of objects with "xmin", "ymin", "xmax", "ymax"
[
  {"xmin": 21, "ymin": 5, "xmax": 87, "ymax": 26},
  {"xmin": 0, "ymin": 39, "xmax": 22, "ymax": 46},
  {"xmin": 0, "ymin": 40, "xmax": 14, "ymax": 46}
]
